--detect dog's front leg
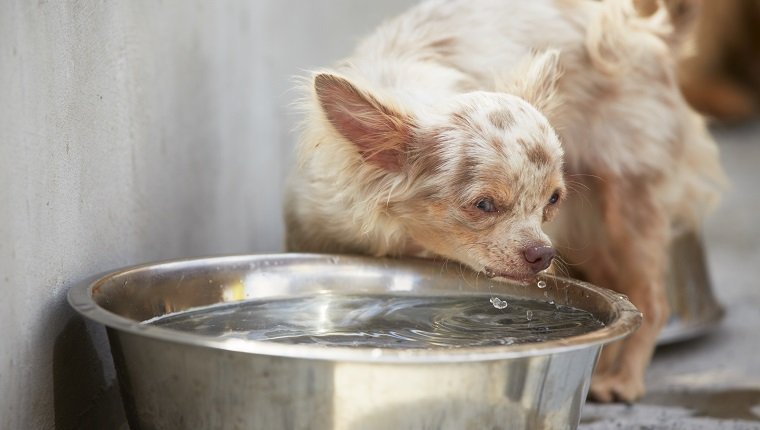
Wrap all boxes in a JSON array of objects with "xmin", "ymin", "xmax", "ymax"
[
  {"xmin": 566, "ymin": 175, "xmax": 671, "ymax": 403},
  {"xmin": 588, "ymin": 275, "xmax": 670, "ymax": 403}
]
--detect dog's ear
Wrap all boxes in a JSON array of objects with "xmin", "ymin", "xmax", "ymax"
[
  {"xmin": 314, "ymin": 73, "xmax": 413, "ymax": 171},
  {"xmin": 497, "ymin": 50, "xmax": 562, "ymax": 117}
]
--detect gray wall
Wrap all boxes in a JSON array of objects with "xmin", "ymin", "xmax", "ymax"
[{"xmin": 0, "ymin": 1, "xmax": 416, "ymax": 428}]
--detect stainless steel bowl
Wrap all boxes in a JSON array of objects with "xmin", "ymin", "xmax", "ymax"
[
  {"xmin": 68, "ymin": 254, "xmax": 641, "ymax": 430},
  {"xmin": 660, "ymin": 231, "xmax": 724, "ymax": 344}
]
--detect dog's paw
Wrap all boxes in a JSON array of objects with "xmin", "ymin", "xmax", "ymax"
[{"xmin": 587, "ymin": 372, "xmax": 645, "ymax": 404}]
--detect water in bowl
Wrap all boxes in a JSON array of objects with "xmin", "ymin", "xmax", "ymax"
[{"xmin": 145, "ymin": 294, "xmax": 604, "ymax": 349}]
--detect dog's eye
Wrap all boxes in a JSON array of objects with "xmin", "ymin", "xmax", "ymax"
[
  {"xmin": 548, "ymin": 190, "xmax": 561, "ymax": 205},
  {"xmin": 475, "ymin": 198, "xmax": 497, "ymax": 213}
]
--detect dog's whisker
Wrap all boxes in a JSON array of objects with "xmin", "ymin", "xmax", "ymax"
[
  {"xmin": 566, "ymin": 173, "xmax": 604, "ymax": 182},
  {"xmin": 566, "ymin": 180, "xmax": 590, "ymax": 192},
  {"xmin": 552, "ymin": 257, "xmax": 573, "ymax": 279}
]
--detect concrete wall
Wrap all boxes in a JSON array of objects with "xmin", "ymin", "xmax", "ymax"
[{"xmin": 0, "ymin": 1, "xmax": 415, "ymax": 428}]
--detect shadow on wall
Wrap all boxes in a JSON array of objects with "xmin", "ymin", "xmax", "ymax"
[{"xmin": 53, "ymin": 314, "xmax": 127, "ymax": 430}]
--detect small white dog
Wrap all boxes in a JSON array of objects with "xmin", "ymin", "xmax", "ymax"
[{"xmin": 285, "ymin": 0, "xmax": 725, "ymax": 402}]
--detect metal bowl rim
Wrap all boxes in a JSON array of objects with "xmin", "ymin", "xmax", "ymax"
[{"xmin": 67, "ymin": 253, "xmax": 642, "ymax": 363}]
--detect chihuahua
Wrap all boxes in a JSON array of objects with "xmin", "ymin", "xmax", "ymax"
[{"xmin": 285, "ymin": 0, "xmax": 725, "ymax": 402}]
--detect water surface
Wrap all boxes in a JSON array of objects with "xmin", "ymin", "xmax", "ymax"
[{"xmin": 146, "ymin": 294, "xmax": 604, "ymax": 349}]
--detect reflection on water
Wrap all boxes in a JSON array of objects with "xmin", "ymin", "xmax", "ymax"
[{"xmin": 146, "ymin": 294, "xmax": 604, "ymax": 349}]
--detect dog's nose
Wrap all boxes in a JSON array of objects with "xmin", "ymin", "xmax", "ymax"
[{"xmin": 523, "ymin": 245, "xmax": 555, "ymax": 273}]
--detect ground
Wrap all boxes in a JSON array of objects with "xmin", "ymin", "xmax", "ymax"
[{"xmin": 579, "ymin": 121, "xmax": 760, "ymax": 429}]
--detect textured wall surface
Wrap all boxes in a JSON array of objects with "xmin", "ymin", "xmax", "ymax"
[{"xmin": 0, "ymin": 1, "xmax": 415, "ymax": 428}]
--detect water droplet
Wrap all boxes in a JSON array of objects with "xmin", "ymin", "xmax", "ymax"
[
  {"xmin": 537, "ymin": 280, "xmax": 547, "ymax": 289},
  {"xmin": 548, "ymin": 300, "xmax": 555, "ymax": 305},
  {"xmin": 490, "ymin": 297, "xmax": 508, "ymax": 309},
  {"xmin": 526, "ymin": 310, "xmax": 534, "ymax": 321},
  {"xmin": 484, "ymin": 268, "xmax": 496, "ymax": 278}
]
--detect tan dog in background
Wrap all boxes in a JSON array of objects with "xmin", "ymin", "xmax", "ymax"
[
  {"xmin": 285, "ymin": 0, "xmax": 725, "ymax": 402},
  {"xmin": 680, "ymin": 0, "xmax": 760, "ymax": 121}
]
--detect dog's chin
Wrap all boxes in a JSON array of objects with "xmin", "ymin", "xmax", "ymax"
[{"xmin": 482, "ymin": 266, "xmax": 539, "ymax": 284}]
